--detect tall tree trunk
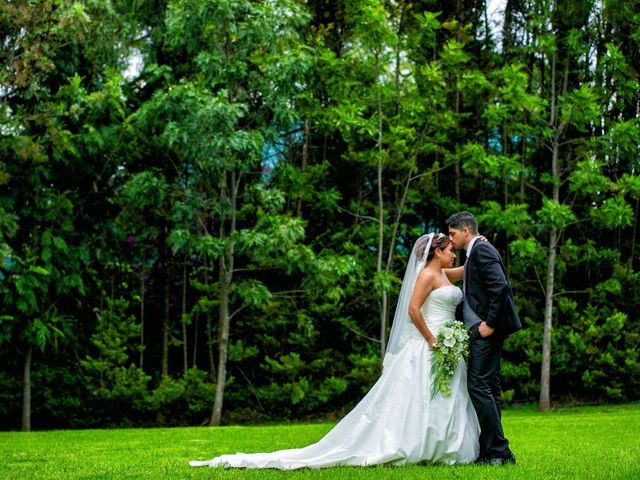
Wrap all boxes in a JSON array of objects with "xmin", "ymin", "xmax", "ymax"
[
  {"xmin": 383, "ymin": 173, "xmax": 413, "ymax": 341},
  {"xmin": 139, "ymin": 264, "xmax": 145, "ymax": 370},
  {"xmin": 380, "ymin": 4, "xmax": 409, "ymax": 358},
  {"xmin": 211, "ymin": 255, "xmax": 231, "ymax": 426},
  {"xmin": 520, "ymin": 135, "xmax": 526, "ymax": 203},
  {"xmin": 210, "ymin": 171, "xmax": 238, "ymax": 426},
  {"xmin": 192, "ymin": 313, "xmax": 199, "ymax": 368},
  {"xmin": 630, "ymin": 197, "xmax": 639, "ymax": 269},
  {"xmin": 296, "ymin": 119, "xmax": 310, "ymax": 217},
  {"xmin": 162, "ymin": 266, "xmax": 170, "ymax": 378},
  {"xmin": 205, "ymin": 256, "xmax": 216, "ymax": 383},
  {"xmin": 375, "ymin": 51, "xmax": 387, "ymax": 360},
  {"xmin": 484, "ymin": 0, "xmax": 491, "ymax": 52},
  {"xmin": 455, "ymin": 87, "xmax": 461, "ymax": 204},
  {"xmin": 453, "ymin": 0, "xmax": 463, "ymax": 205},
  {"xmin": 393, "ymin": 1, "xmax": 406, "ymax": 117},
  {"xmin": 182, "ymin": 254, "xmax": 188, "ymax": 373},
  {"xmin": 540, "ymin": 172, "xmax": 560, "ymax": 412},
  {"xmin": 211, "ymin": 34, "xmax": 240, "ymax": 422},
  {"xmin": 540, "ymin": 51, "xmax": 565, "ymax": 411},
  {"xmin": 540, "ymin": 226, "xmax": 557, "ymax": 412},
  {"xmin": 21, "ymin": 345, "xmax": 32, "ymax": 432}
]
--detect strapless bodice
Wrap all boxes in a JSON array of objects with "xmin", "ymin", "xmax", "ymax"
[
  {"xmin": 400, "ymin": 285, "xmax": 463, "ymax": 341},
  {"xmin": 420, "ymin": 285, "xmax": 463, "ymax": 327}
]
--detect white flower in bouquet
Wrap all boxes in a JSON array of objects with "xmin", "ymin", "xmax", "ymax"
[{"xmin": 442, "ymin": 327, "xmax": 456, "ymax": 348}]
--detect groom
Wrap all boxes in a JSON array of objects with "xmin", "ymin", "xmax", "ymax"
[{"xmin": 446, "ymin": 211, "xmax": 522, "ymax": 465}]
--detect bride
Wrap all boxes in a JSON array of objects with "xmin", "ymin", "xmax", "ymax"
[{"xmin": 190, "ymin": 232, "xmax": 480, "ymax": 469}]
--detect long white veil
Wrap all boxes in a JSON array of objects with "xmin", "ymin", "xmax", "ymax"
[{"xmin": 382, "ymin": 233, "xmax": 435, "ymax": 371}]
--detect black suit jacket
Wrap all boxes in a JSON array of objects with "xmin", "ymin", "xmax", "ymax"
[{"xmin": 464, "ymin": 241, "xmax": 522, "ymax": 338}]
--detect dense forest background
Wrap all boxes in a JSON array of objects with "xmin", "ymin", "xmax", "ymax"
[{"xmin": 1, "ymin": 0, "xmax": 639, "ymax": 431}]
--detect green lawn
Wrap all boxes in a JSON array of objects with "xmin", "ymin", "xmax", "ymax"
[{"xmin": 1, "ymin": 403, "xmax": 639, "ymax": 479}]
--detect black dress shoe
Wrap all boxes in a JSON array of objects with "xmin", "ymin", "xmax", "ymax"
[
  {"xmin": 474, "ymin": 450, "xmax": 491, "ymax": 465},
  {"xmin": 486, "ymin": 453, "xmax": 516, "ymax": 465}
]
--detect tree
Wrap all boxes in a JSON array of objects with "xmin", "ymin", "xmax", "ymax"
[
  {"xmin": 132, "ymin": 0, "xmax": 313, "ymax": 425},
  {"xmin": 494, "ymin": 0, "xmax": 639, "ymax": 410},
  {"xmin": 1, "ymin": 0, "xmax": 640, "ymax": 430}
]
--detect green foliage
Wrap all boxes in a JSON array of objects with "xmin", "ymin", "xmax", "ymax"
[
  {"xmin": 590, "ymin": 197, "xmax": 634, "ymax": 229},
  {"xmin": 569, "ymin": 159, "xmax": 613, "ymax": 196},
  {"xmin": 537, "ymin": 198, "xmax": 577, "ymax": 230},
  {"xmin": 1, "ymin": 0, "xmax": 640, "ymax": 430},
  {"xmin": 80, "ymin": 298, "xmax": 141, "ymax": 386},
  {"xmin": 478, "ymin": 202, "xmax": 532, "ymax": 237},
  {"xmin": 147, "ymin": 369, "xmax": 216, "ymax": 425}
]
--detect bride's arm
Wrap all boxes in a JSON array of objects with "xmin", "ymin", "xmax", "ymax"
[
  {"xmin": 408, "ymin": 271, "xmax": 437, "ymax": 349},
  {"xmin": 444, "ymin": 266, "xmax": 464, "ymax": 283}
]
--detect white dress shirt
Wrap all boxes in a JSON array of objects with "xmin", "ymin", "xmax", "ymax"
[{"xmin": 466, "ymin": 235, "xmax": 481, "ymax": 256}]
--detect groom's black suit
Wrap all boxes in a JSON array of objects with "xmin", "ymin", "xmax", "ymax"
[{"xmin": 463, "ymin": 240, "xmax": 521, "ymax": 461}]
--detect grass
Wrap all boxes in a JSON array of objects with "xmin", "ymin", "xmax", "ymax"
[{"xmin": 1, "ymin": 403, "xmax": 640, "ymax": 479}]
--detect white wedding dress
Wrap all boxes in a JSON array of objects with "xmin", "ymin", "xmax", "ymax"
[{"xmin": 190, "ymin": 285, "xmax": 480, "ymax": 469}]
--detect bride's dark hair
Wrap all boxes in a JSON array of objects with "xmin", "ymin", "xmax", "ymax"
[{"xmin": 416, "ymin": 233, "xmax": 450, "ymax": 262}]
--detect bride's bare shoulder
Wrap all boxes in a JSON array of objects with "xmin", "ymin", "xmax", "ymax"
[{"xmin": 417, "ymin": 268, "xmax": 438, "ymax": 286}]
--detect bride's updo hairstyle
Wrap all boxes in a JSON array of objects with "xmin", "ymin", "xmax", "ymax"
[{"xmin": 416, "ymin": 233, "xmax": 450, "ymax": 262}]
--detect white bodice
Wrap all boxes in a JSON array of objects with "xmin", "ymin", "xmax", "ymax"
[{"xmin": 411, "ymin": 285, "xmax": 463, "ymax": 338}]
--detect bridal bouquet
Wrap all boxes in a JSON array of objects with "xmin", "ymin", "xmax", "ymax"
[{"xmin": 430, "ymin": 321, "xmax": 470, "ymax": 399}]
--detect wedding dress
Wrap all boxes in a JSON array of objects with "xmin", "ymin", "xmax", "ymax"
[{"xmin": 190, "ymin": 283, "xmax": 480, "ymax": 469}]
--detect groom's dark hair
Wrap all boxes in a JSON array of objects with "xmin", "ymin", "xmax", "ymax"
[{"xmin": 446, "ymin": 211, "xmax": 478, "ymax": 235}]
